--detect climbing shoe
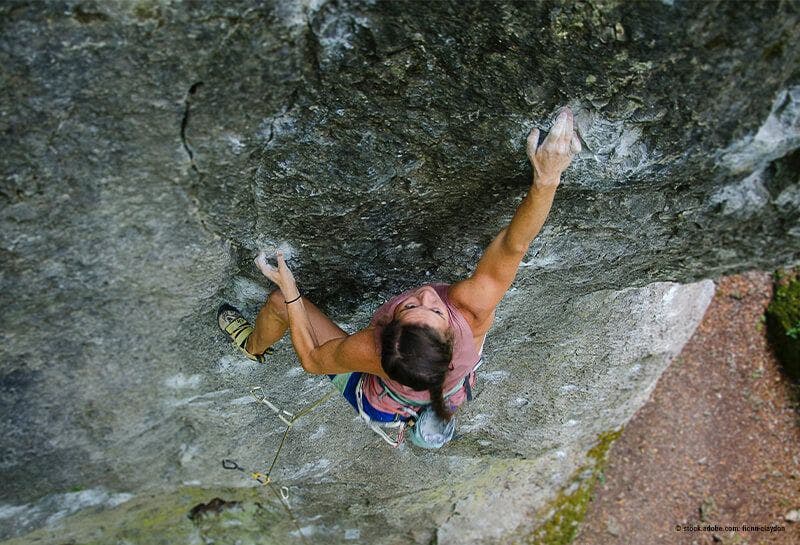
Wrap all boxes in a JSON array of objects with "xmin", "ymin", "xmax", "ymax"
[{"xmin": 217, "ymin": 303, "xmax": 269, "ymax": 363}]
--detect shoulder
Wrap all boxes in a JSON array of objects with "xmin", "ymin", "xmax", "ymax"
[{"xmin": 446, "ymin": 279, "xmax": 496, "ymax": 337}]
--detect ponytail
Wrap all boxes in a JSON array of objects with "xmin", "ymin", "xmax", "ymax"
[
  {"xmin": 380, "ymin": 319, "xmax": 454, "ymax": 421},
  {"xmin": 428, "ymin": 384, "xmax": 451, "ymax": 422}
]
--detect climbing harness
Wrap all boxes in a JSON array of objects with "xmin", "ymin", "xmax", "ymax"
[
  {"xmin": 356, "ymin": 355, "xmax": 485, "ymax": 448},
  {"xmin": 354, "ymin": 373, "xmax": 416, "ymax": 447}
]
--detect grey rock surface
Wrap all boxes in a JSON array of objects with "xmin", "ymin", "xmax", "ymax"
[{"xmin": 0, "ymin": 0, "xmax": 798, "ymax": 543}]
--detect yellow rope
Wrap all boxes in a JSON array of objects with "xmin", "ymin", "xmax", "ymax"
[
  {"xmin": 266, "ymin": 425, "xmax": 291, "ymax": 477},
  {"xmin": 267, "ymin": 481, "xmax": 309, "ymax": 545},
  {"xmin": 222, "ymin": 385, "xmax": 337, "ymax": 544},
  {"xmin": 292, "ymin": 388, "xmax": 337, "ymax": 421}
]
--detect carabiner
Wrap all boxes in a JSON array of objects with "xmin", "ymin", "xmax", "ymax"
[{"xmin": 222, "ymin": 459, "xmax": 244, "ymax": 471}]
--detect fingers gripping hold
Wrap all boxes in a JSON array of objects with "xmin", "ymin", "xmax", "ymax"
[
  {"xmin": 549, "ymin": 108, "xmax": 571, "ymax": 140},
  {"xmin": 526, "ymin": 128, "xmax": 540, "ymax": 161},
  {"xmin": 255, "ymin": 251, "xmax": 272, "ymax": 275},
  {"xmin": 255, "ymin": 251, "xmax": 269, "ymax": 272},
  {"xmin": 276, "ymin": 251, "xmax": 289, "ymax": 273},
  {"xmin": 255, "ymin": 250, "xmax": 299, "ymax": 297},
  {"xmin": 527, "ymin": 106, "xmax": 579, "ymax": 185},
  {"xmin": 255, "ymin": 251, "xmax": 280, "ymax": 285},
  {"xmin": 570, "ymin": 134, "xmax": 582, "ymax": 155}
]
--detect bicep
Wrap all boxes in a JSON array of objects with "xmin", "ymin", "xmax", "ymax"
[
  {"xmin": 307, "ymin": 329, "xmax": 387, "ymax": 378},
  {"xmin": 449, "ymin": 232, "xmax": 525, "ymax": 329},
  {"xmin": 448, "ymin": 276, "xmax": 501, "ymax": 335}
]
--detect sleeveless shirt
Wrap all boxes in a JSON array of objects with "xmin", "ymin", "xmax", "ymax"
[{"xmin": 363, "ymin": 283, "xmax": 481, "ymax": 415}]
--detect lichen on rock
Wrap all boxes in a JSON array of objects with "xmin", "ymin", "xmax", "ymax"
[{"xmin": 519, "ymin": 430, "xmax": 623, "ymax": 545}]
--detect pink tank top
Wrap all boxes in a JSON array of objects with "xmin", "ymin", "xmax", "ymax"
[{"xmin": 363, "ymin": 283, "xmax": 481, "ymax": 415}]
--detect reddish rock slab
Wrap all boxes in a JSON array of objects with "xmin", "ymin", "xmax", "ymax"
[{"xmin": 574, "ymin": 272, "xmax": 800, "ymax": 545}]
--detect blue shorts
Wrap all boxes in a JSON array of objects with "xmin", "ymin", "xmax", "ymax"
[{"xmin": 328, "ymin": 372, "xmax": 402, "ymax": 423}]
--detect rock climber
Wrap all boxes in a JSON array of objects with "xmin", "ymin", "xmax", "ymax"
[{"xmin": 218, "ymin": 107, "xmax": 580, "ymax": 447}]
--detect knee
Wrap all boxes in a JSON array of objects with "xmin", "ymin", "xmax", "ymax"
[{"xmin": 267, "ymin": 288, "xmax": 286, "ymax": 314}]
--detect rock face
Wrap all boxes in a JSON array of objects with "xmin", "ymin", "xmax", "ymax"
[{"xmin": 0, "ymin": 1, "xmax": 797, "ymax": 543}]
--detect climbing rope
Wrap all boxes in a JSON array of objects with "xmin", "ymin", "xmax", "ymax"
[{"xmin": 221, "ymin": 385, "xmax": 337, "ymax": 544}]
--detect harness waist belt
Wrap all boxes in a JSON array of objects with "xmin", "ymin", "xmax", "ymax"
[{"xmin": 377, "ymin": 356, "xmax": 484, "ymax": 409}]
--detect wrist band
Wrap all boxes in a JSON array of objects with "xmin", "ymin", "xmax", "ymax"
[{"xmin": 285, "ymin": 294, "xmax": 302, "ymax": 305}]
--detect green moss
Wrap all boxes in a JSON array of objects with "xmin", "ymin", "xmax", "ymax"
[
  {"xmin": 1, "ymin": 486, "xmax": 295, "ymax": 545},
  {"xmin": 766, "ymin": 267, "xmax": 800, "ymax": 381},
  {"xmin": 524, "ymin": 429, "xmax": 623, "ymax": 545}
]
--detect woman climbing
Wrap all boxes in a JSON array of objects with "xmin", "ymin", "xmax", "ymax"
[{"xmin": 218, "ymin": 107, "xmax": 580, "ymax": 448}]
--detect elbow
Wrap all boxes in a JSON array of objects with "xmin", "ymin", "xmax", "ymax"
[
  {"xmin": 299, "ymin": 351, "xmax": 324, "ymax": 375},
  {"xmin": 506, "ymin": 242, "xmax": 529, "ymax": 257},
  {"xmin": 300, "ymin": 358, "xmax": 320, "ymax": 375}
]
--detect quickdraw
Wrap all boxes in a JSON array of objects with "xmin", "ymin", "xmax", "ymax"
[
  {"xmin": 221, "ymin": 458, "xmax": 270, "ymax": 485},
  {"xmin": 220, "ymin": 385, "xmax": 336, "ymax": 545}
]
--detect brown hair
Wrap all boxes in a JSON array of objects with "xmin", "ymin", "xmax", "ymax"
[{"xmin": 380, "ymin": 319, "xmax": 454, "ymax": 421}]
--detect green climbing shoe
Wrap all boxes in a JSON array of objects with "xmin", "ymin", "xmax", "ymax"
[{"xmin": 217, "ymin": 303, "xmax": 267, "ymax": 363}]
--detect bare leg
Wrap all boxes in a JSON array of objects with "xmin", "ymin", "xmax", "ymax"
[
  {"xmin": 245, "ymin": 290, "xmax": 289, "ymax": 355},
  {"xmin": 245, "ymin": 289, "xmax": 347, "ymax": 356}
]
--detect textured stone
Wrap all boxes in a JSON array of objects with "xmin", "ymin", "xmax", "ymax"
[{"xmin": 0, "ymin": 0, "xmax": 798, "ymax": 543}]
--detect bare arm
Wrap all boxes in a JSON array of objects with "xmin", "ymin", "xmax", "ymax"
[
  {"xmin": 255, "ymin": 252, "xmax": 387, "ymax": 378},
  {"xmin": 285, "ymin": 312, "xmax": 386, "ymax": 378},
  {"xmin": 450, "ymin": 107, "xmax": 580, "ymax": 333},
  {"xmin": 302, "ymin": 329, "xmax": 386, "ymax": 377}
]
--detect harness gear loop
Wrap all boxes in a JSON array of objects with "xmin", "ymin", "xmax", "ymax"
[{"xmin": 354, "ymin": 374, "xmax": 415, "ymax": 447}]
